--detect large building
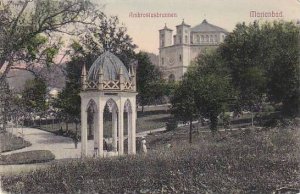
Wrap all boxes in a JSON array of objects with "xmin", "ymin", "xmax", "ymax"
[{"xmin": 158, "ymin": 19, "xmax": 228, "ymax": 81}]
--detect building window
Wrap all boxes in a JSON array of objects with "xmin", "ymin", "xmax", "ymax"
[
  {"xmin": 179, "ymin": 36, "xmax": 182, "ymax": 44},
  {"xmin": 185, "ymin": 35, "xmax": 188, "ymax": 44},
  {"xmin": 161, "ymin": 57, "xmax": 164, "ymax": 65},
  {"xmin": 161, "ymin": 40, "xmax": 164, "ymax": 47},
  {"xmin": 179, "ymin": 54, "xmax": 182, "ymax": 62},
  {"xmin": 201, "ymin": 35, "xmax": 204, "ymax": 42},
  {"xmin": 210, "ymin": 35, "xmax": 213, "ymax": 42},
  {"xmin": 197, "ymin": 35, "xmax": 200, "ymax": 43},
  {"xmin": 205, "ymin": 35, "xmax": 209, "ymax": 42},
  {"xmin": 214, "ymin": 35, "xmax": 218, "ymax": 42}
]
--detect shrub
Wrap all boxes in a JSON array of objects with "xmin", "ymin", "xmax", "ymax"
[
  {"xmin": 262, "ymin": 104, "xmax": 275, "ymax": 113},
  {"xmin": 0, "ymin": 132, "xmax": 31, "ymax": 153},
  {"xmin": 166, "ymin": 118, "xmax": 178, "ymax": 131},
  {"xmin": 0, "ymin": 150, "xmax": 55, "ymax": 165}
]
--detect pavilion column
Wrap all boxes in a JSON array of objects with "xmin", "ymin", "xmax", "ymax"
[
  {"xmin": 97, "ymin": 107, "xmax": 104, "ymax": 157},
  {"xmin": 81, "ymin": 102, "xmax": 88, "ymax": 157},
  {"xmin": 131, "ymin": 107, "xmax": 137, "ymax": 154},
  {"xmin": 112, "ymin": 109, "xmax": 118, "ymax": 152},
  {"xmin": 94, "ymin": 112, "xmax": 99, "ymax": 155},
  {"xmin": 118, "ymin": 106, "xmax": 124, "ymax": 155},
  {"xmin": 127, "ymin": 111, "xmax": 132, "ymax": 154}
]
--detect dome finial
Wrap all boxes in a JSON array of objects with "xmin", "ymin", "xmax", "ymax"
[{"xmin": 164, "ymin": 23, "xmax": 168, "ymax": 29}]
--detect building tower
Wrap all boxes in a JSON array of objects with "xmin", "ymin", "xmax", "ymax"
[
  {"xmin": 175, "ymin": 19, "xmax": 191, "ymax": 45},
  {"xmin": 159, "ymin": 24, "xmax": 173, "ymax": 48}
]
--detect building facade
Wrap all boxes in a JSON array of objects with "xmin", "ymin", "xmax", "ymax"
[{"xmin": 158, "ymin": 19, "xmax": 228, "ymax": 81}]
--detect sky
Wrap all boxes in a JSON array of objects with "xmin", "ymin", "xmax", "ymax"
[{"xmin": 93, "ymin": 0, "xmax": 300, "ymax": 54}]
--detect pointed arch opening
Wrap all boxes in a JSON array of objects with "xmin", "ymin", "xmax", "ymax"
[
  {"xmin": 86, "ymin": 99, "xmax": 98, "ymax": 140},
  {"xmin": 103, "ymin": 98, "xmax": 119, "ymax": 154}
]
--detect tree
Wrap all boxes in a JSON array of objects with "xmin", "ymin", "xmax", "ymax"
[
  {"xmin": 55, "ymin": 14, "xmax": 137, "ymax": 122},
  {"xmin": 219, "ymin": 21, "xmax": 300, "ymax": 118},
  {"xmin": 21, "ymin": 77, "xmax": 47, "ymax": 113},
  {"xmin": 171, "ymin": 76, "xmax": 197, "ymax": 143},
  {"xmin": 219, "ymin": 22, "xmax": 267, "ymax": 125},
  {"xmin": 0, "ymin": 0, "xmax": 98, "ymax": 83},
  {"xmin": 73, "ymin": 15, "xmax": 137, "ymax": 67},
  {"xmin": 0, "ymin": 75, "xmax": 10, "ymax": 131},
  {"xmin": 54, "ymin": 56, "xmax": 92, "ymax": 122},
  {"xmin": 192, "ymin": 51, "xmax": 232, "ymax": 133},
  {"xmin": 171, "ymin": 51, "xmax": 232, "ymax": 134},
  {"xmin": 261, "ymin": 21, "xmax": 299, "ymax": 116},
  {"xmin": 135, "ymin": 52, "xmax": 162, "ymax": 112}
]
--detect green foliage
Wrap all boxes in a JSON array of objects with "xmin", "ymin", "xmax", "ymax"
[
  {"xmin": 165, "ymin": 117, "xmax": 178, "ymax": 131},
  {"xmin": 0, "ymin": 0, "xmax": 97, "ymax": 81},
  {"xmin": 25, "ymin": 34, "xmax": 48, "ymax": 61},
  {"xmin": 171, "ymin": 51, "xmax": 233, "ymax": 132},
  {"xmin": 55, "ymin": 14, "xmax": 138, "ymax": 119},
  {"xmin": 0, "ymin": 78, "xmax": 10, "ymax": 130},
  {"xmin": 54, "ymin": 56, "xmax": 92, "ymax": 121},
  {"xmin": 220, "ymin": 112, "xmax": 231, "ymax": 129},
  {"xmin": 0, "ymin": 132, "xmax": 31, "ymax": 153},
  {"xmin": 136, "ymin": 52, "xmax": 162, "ymax": 109},
  {"xmin": 219, "ymin": 21, "xmax": 300, "ymax": 116},
  {"xmin": 76, "ymin": 15, "xmax": 137, "ymax": 67},
  {"xmin": 21, "ymin": 78, "xmax": 47, "ymax": 113},
  {"xmin": 0, "ymin": 150, "xmax": 55, "ymax": 165},
  {"xmin": 171, "ymin": 76, "xmax": 198, "ymax": 124},
  {"xmin": 2, "ymin": 128, "xmax": 299, "ymax": 193}
]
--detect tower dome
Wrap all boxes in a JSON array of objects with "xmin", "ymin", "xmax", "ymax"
[{"xmin": 87, "ymin": 51, "xmax": 130, "ymax": 82}]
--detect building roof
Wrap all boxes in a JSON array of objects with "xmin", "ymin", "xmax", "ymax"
[
  {"xmin": 191, "ymin": 19, "xmax": 227, "ymax": 33},
  {"xmin": 159, "ymin": 24, "xmax": 173, "ymax": 31},
  {"xmin": 176, "ymin": 19, "xmax": 191, "ymax": 27},
  {"xmin": 87, "ymin": 51, "xmax": 130, "ymax": 82}
]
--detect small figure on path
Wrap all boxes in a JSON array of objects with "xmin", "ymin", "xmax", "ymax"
[
  {"xmin": 93, "ymin": 147, "xmax": 99, "ymax": 157},
  {"xmin": 141, "ymin": 137, "xmax": 147, "ymax": 154},
  {"xmin": 103, "ymin": 139, "xmax": 108, "ymax": 151},
  {"xmin": 73, "ymin": 134, "xmax": 79, "ymax": 149}
]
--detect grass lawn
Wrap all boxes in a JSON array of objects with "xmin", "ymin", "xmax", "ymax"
[
  {"xmin": 0, "ymin": 150, "xmax": 55, "ymax": 165},
  {"xmin": 37, "ymin": 108, "xmax": 171, "ymax": 137},
  {"xmin": 2, "ymin": 124, "xmax": 299, "ymax": 193},
  {"xmin": 0, "ymin": 131, "xmax": 31, "ymax": 153}
]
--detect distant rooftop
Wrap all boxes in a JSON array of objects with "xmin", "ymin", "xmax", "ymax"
[{"xmin": 191, "ymin": 19, "xmax": 228, "ymax": 33}]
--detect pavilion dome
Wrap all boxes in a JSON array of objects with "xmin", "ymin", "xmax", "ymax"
[{"xmin": 87, "ymin": 51, "xmax": 130, "ymax": 82}]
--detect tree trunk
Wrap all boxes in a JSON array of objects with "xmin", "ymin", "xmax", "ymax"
[
  {"xmin": 189, "ymin": 119, "xmax": 193, "ymax": 144},
  {"xmin": 210, "ymin": 115, "xmax": 218, "ymax": 136},
  {"xmin": 52, "ymin": 117, "xmax": 54, "ymax": 131},
  {"xmin": 251, "ymin": 111, "xmax": 254, "ymax": 127},
  {"xmin": 66, "ymin": 122, "xmax": 69, "ymax": 132}
]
